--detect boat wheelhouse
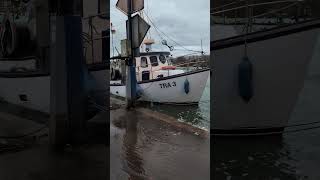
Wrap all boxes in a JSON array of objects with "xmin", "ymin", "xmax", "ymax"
[
  {"xmin": 135, "ymin": 52, "xmax": 184, "ymax": 81},
  {"xmin": 110, "ymin": 51, "xmax": 185, "ymax": 83}
]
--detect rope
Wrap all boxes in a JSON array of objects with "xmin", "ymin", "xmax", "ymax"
[
  {"xmin": 143, "ymin": 11, "xmax": 203, "ymax": 54},
  {"xmin": 252, "ymin": 2, "xmax": 300, "ymax": 19},
  {"xmin": 244, "ymin": 0, "xmax": 250, "ymax": 57},
  {"xmin": 283, "ymin": 121, "xmax": 320, "ymax": 134},
  {"xmin": 212, "ymin": 0, "xmax": 246, "ymax": 11},
  {"xmin": 284, "ymin": 125, "xmax": 320, "ymax": 133},
  {"xmin": 286, "ymin": 121, "xmax": 320, "ymax": 128}
]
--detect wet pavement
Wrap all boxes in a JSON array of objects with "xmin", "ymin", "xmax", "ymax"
[
  {"xmin": 0, "ymin": 98, "xmax": 209, "ymax": 180},
  {"xmin": 110, "ymin": 98, "xmax": 210, "ymax": 180},
  {"xmin": 0, "ymin": 106, "xmax": 108, "ymax": 180}
]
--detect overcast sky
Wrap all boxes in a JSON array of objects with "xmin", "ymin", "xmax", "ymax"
[{"xmin": 110, "ymin": 0, "xmax": 210, "ymax": 57}]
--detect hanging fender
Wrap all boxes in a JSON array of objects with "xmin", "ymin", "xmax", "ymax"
[
  {"xmin": 238, "ymin": 56, "xmax": 253, "ymax": 102},
  {"xmin": 184, "ymin": 78, "xmax": 190, "ymax": 94}
]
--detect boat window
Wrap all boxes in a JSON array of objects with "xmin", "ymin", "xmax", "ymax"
[
  {"xmin": 159, "ymin": 55, "xmax": 166, "ymax": 64},
  {"xmin": 150, "ymin": 56, "xmax": 158, "ymax": 66},
  {"xmin": 140, "ymin": 57, "xmax": 148, "ymax": 68}
]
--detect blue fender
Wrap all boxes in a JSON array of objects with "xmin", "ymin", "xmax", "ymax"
[
  {"xmin": 238, "ymin": 56, "xmax": 253, "ymax": 102},
  {"xmin": 184, "ymin": 79, "xmax": 190, "ymax": 94}
]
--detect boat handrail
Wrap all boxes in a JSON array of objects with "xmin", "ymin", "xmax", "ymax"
[
  {"xmin": 211, "ymin": 0, "xmax": 303, "ymax": 16},
  {"xmin": 252, "ymin": 2, "xmax": 300, "ymax": 19},
  {"xmin": 212, "ymin": 0, "xmax": 245, "ymax": 11},
  {"xmin": 174, "ymin": 60, "xmax": 209, "ymax": 68},
  {"xmin": 134, "ymin": 62, "xmax": 207, "ymax": 80},
  {"xmin": 135, "ymin": 60, "xmax": 208, "ymax": 73},
  {"xmin": 211, "ymin": 16, "xmax": 306, "ymax": 25},
  {"xmin": 111, "ymin": 55, "xmax": 208, "ymax": 69}
]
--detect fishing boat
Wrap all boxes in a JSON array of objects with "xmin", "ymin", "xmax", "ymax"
[
  {"xmin": 0, "ymin": 0, "xmax": 109, "ymax": 113},
  {"xmin": 110, "ymin": 51, "xmax": 209, "ymax": 104},
  {"xmin": 211, "ymin": 1, "xmax": 320, "ymax": 136},
  {"xmin": 110, "ymin": 4, "xmax": 209, "ymax": 104}
]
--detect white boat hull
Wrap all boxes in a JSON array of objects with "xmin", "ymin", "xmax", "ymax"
[
  {"xmin": 110, "ymin": 69, "xmax": 209, "ymax": 104},
  {"xmin": 0, "ymin": 69, "xmax": 109, "ymax": 113},
  {"xmin": 211, "ymin": 19, "xmax": 320, "ymax": 135}
]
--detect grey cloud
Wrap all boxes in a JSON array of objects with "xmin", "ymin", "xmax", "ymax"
[{"xmin": 111, "ymin": 0, "xmax": 210, "ymax": 57}]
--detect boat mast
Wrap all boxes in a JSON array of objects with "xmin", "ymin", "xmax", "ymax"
[{"xmin": 139, "ymin": 9, "xmax": 155, "ymax": 52}]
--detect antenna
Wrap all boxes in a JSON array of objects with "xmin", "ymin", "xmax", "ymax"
[
  {"xmin": 111, "ymin": 22, "xmax": 116, "ymax": 57},
  {"xmin": 115, "ymin": 47, "xmax": 120, "ymax": 56},
  {"xmin": 201, "ymin": 39, "xmax": 204, "ymax": 55},
  {"xmin": 244, "ymin": 0, "xmax": 250, "ymax": 57}
]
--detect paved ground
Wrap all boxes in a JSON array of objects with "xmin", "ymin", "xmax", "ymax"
[
  {"xmin": 0, "ymin": 99, "xmax": 209, "ymax": 180},
  {"xmin": 110, "ymin": 98, "xmax": 210, "ymax": 180},
  {"xmin": 0, "ymin": 106, "xmax": 108, "ymax": 180}
]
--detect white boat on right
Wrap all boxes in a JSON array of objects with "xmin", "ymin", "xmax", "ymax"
[{"xmin": 211, "ymin": 18, "xmax": 320, "ymax": 136}]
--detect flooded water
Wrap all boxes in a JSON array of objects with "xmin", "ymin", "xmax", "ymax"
[
  {"xmin": 143, "ymin": 76, "xmax": 210, "ymax": 130},
  {"xmin": 110, "ymin": 108, "xmax": 210, "ymax": 180},
  {"xmin": 212, "ymin": 25, "xmax": 320, "ymax": 179}
]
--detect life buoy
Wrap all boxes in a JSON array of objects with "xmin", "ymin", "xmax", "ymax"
[
  {"xmin": 238, "ymin": 56, "xmax": 253, "ymax": 102},
  {"xmin": 161, "ymin": 66, "xmax": 176, "ymax": 70}
]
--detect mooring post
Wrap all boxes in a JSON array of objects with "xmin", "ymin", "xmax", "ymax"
[
  {"xmin": 126, "ymin": 0, "xmax": 137, "ymax": 108},
  {"xmin": 50, "ymin": 0, "xmax": 87, "ymax": 147}
]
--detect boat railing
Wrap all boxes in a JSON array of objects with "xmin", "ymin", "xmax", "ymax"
[
  {"xmin": 211, "ymin": 0, "xmax": 309, "ymax": 26},
  {"xmin": 0, "ymin": 56, "xmax": 39, "ymax": 61},
  {"xmin": 135, "ymin": 58, "xmax": 208, "ymax": 78},
  {"xmin": 0, "ymin": 56, "xmax": 41, "ymax": 74}
]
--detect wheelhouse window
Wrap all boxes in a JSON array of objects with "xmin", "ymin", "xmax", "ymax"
[
  {"xmin": 140, "ymin": 57, "xmax": 148, "ymax": 68},
  {"xmin": 159, "ymin": 55, "xmax": 166, "ymax": 64},
  {"xmin": 150, "ymin": 56, "xmax": 158, "ymax": 66}
]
